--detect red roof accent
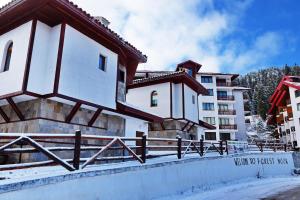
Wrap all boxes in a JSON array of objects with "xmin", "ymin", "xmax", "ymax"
[
  {"xmin": 198, "ymin": 120, "xmax": 215, "ymax": 130},
  {"xmin": 128, "ymin": 71, "xmax": 209, "ymax": 95},
  {"xmin": 176, "ymin": 60, "xmax": 202, "ymax": 72},
  {"xmin": 0, "ymin": 0, "xmax": 147, "ymax": 83},
  {"xmin": 116, "ymin": 102, "xmax": 163, "ymax": 123}
]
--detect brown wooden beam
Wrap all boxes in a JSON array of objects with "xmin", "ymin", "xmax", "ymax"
[
  {"xmin": 6, "ymin": 97, "xmax": 24, "ymax": 121},
  {"xmin": 187, "ymin": 123, "xmax": 196, "ymax": 133},
  {"xmin": 88, "ymin": 108, "xmax": 103, "ymax": 127},
  {"xmin": 160, "ymin": 122, "xmax": 166, "ymax": 130},
  {"xmin": 0, "ymin": 107, "xmax": 9, "ymax": 123},
  {"xmin": 181, "ymin": 121, "xmax": 190, "ymax": 132},
  {"xmin": 65, "ymin": 102, "xmax": 82, "ymax": 123}
]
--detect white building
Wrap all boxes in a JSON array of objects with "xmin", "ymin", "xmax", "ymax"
[
  {"xmin": 132, "ymin": 60, "xmax": 248, "ymax": 141},
  {"xmin": 127, "ymin": 64, "xmax": 215, "ymax": 140},
  {"xmin": 0, "ymin": 0, "xmax": 162, "ymax": 137},
  {"xmin": 268, "ymin": 76, "xmax": 300, "ymax": 148},
  {"xmin": 197, "ymin": 72, "xmax": 249, "ymax": 141}
]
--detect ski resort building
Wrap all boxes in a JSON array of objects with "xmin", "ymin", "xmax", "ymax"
[
  {"xmin": 268, "ymin": 76, "xmax": 300, "ymax": 148},
  {"xmin": 127, "ymin": 61, "xmax": 215, "ymax": 140},
  {"xmin": 129, "ymin": 60, "xmax": 249, "ymax": 141},
  {"xmin": 0, "ymin": 0, "xmax": 163, "ymax": 137}
]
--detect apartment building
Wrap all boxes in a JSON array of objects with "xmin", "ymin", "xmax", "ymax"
[
  {"xmin": 133, "ymin": 60, "xmax": 249, "ymax": 141},
  {"xmin": 268, "ymin": 76, "xmax": 300, "ymax": 148},
  {"xmin": 197, "ymin": 73, "xmax": 248, "ymax": 141}
]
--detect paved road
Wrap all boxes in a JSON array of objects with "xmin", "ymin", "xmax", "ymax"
[{"xmin": 262, "ymin": 186, "xmax": 300, "ymax": 200}]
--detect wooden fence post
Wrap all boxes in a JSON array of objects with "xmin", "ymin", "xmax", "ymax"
[
  {"xmin": 200, "ymin": 139, "xmax": 204, "ymax": 157},
  {"xmin": 219, "ymin": 141, "xmax": 223, "ymax": 155},
  {"xmin": 284, "ymin": 144, "xmax": 287, "ymax": 152},
  {"xmin": 141, "ymin": 135, "xmax": 147, "ymax": 163},
  {"xmin": 260, "ymin": 143, "xmax": 263, "ymax": 152},
  {"xmin": 177, "ymin": 136, "xmax": 182, "ymax": 159},
  {"xmin": 225, "ymin": 140, "xmax": 229, "ymax": 155},
  {"xmin": 73, "ymin": 130, "xmax": 81, "ymax": 170}
]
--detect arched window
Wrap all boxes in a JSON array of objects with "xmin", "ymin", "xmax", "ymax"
[
  {"xmin": 2, "ymin": 41, "xmax": 13, "ymax": 72},
  {"xmin": 150, "ymin": 91, "xmax": 158, "ymax": 107}
]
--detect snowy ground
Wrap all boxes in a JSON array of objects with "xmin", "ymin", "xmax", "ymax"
[{"xmin": 156, "ymin": 176, "xmax": 300, "ymax": 200}]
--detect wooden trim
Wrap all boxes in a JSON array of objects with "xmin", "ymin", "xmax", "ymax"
[
  {"xmin": 187, "ymin": 123, "xmax": 196, "ymax": 133},
  {"xmin": 181, "ymin": 121, "xmax": 190, "ymax": 132},
  {"xmin": 170, "ymin": 82, "xmax": 173, "ymax": 118},
  {"xmin": 88, "ymin": 108, "xmax": 103, "ymax": 127},
  {"xmin": 0, "ymin": 107, "xmax": 9, "ymax": 123},
  {"xmin": 53, "ymin": 23, "xmax": 66, "ymax": 94},
  {"xmin": 65, "ymin": 102, "xmax": 82, "ymax": 123},
  {"xmin": 160, "ymin": 122, "xmax": 166, "ymax": 130},
  {"xmin": 182, "ymin": 83, "xmax": 185, "ymax": 119},
  {"xmin": 6, "ymin": 97, "xmax": 24, "ymax": 121},
  {"xmin": 0, "ymin": 91, "xmax": 23, "ymax": 100},
  {"xmin": 22, "ymin": 19, "xmax": 37, "ymax": 92}
]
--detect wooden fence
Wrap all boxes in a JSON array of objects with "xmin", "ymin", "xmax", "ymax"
[{"xmin": 0, "ymin": 132, "xmax": 291, "ymax": 172}]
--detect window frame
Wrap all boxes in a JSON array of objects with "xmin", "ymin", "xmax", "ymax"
[
  {"xmin": 205, "ymin": 132, "xmax": 216, "ymax": 140},
  {"xmin": 150, "ymin": 91, "xmax": 158, "ymax": 107},
  {"xmin": 99, "ymin": 54, "xmax": 107, "ymax": 71},
  {"xmin": 202, "ymin": 102, "xmax": 214, "ymax": 111},
  {"xmin": 201, "ymin": 76, "xmax": 213, "ymax": 83},
  {"xmin": 1, "ymin": 41, "xmax": 13, "ymax": 72}
]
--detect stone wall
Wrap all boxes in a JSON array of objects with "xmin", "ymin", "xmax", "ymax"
[{"xmin": 0, "ymin": 99, "xmax": 125, "ymax": 136}]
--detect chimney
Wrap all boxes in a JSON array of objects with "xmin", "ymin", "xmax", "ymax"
[{"xmin": 94, "ymin": 16, "xmax": 110, "ymax": 27}]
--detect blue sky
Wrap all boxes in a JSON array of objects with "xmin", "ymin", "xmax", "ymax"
[{"xmin": 1, "ymin": 0, "xmax": 299, "ymax": 74}]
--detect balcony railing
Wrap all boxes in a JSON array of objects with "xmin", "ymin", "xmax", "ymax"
[
  {"xmin": 217, "ymin": 95, "xmax": 235, "ymax": 101},
  {"xmin": 219, "ymin": 124, "xmax": 237, "ymax": 130},
  {"xmin": 218, "ymin": 109, "xmax": 236, "ymax": 115},
  {"xmin": 216, "ymin": 82, "xmax": 238, "ymax": 87}
]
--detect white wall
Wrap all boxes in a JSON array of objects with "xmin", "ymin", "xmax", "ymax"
[
  {"xmin": 288, "ymin": 87, "xmax": 300, "ymax": 146},
  {"xmin": 0, "ymin": 153, "xmax": 294, "ymax": 200},
  {"xmin": 125, "ymin": 117, "xmax": 148, "ymax": 145},
  {"xmin": 0, "ymin": 21, "xmax": 32, "ymax": 96},
  {"xmin": 59, "ymin": 25, "xmax": 118, "ymax": 109},
  {"xmin": 183, "ymin": 84, "xmax": 198, "ymax": 123},
  {"xmin": 127, "ymin": 83, "xmax": 171, "ymax": 118},
  {"xmin": 27, "ymin": 21, "xmax": 61, "ymax": 94},
  {"xmin": 172, "ymin": 83, "xmax": 183, "ymax": 119},
  {"xmin": 234, "ymin": 90, "xmax": 247, "ymax": 140}
]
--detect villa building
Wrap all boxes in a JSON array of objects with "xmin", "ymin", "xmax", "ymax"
[
  {"xmin": 127, "ymin": 61, "xmax": 215, "ymax": 140},
  {"xmin": 0, "ymin": 0, "xmax": 162, "ymax": 138},
  {"xmin": 130, "ymin": 60, "xmax": 248, "ymax": 141},
  {"xmin": 268, "ymin": 76, "xmax": 300, "ymax": 148}
]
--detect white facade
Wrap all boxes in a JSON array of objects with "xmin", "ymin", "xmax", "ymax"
[
  {"xmin": 197, "ymin": 74, "xmax": 247, "ymax": 141},
  {"xmin": 127, "ymin": 82, "xmax": 199, "ymax": 123},
  {"xmin": 0, "ymin": 21, "xmax": 32, "ymax": 96}
]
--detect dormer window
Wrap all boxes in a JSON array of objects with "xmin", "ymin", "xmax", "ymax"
[
  {"xmin": 99, "ymin": 54, "xmax": 106, "ymax": 71},
  {"xmin": 119, "ymin": 69, "xmax": 125, "ymax": 83},
  {"xmin": 151, "ymin": 91, "xmax": 158, "ymax": 107},
  {"xmin": 2, "ymin": 41, "xmax": 13, "ymax": 72}
]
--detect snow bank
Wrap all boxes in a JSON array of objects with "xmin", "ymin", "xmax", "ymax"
[{"xmin": 0, "ymin": 152, "xmax": 295, "ymax": 200}]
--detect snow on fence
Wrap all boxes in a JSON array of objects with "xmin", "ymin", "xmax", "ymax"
[{"xmin": 0, "ymin": 132, "xmax": 292, "ymax": 171}]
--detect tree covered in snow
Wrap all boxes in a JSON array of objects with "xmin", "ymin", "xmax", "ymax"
[
  {"xmin": 237, "ymin": 64, "xmax": 300, "ymax": 120},
  {"xmin": 246, "ymin": 116, "xmax": 275, "ymax": 139}
]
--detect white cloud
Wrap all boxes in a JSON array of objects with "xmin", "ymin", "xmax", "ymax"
[{"xmin": 0, "ymin": 0, "xmax": 286, "ymax": 73}]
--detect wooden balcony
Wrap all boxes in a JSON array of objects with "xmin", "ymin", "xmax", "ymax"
[
  {"xmin": 218, "ymin": 109, "xmax": 236, "ymax": 115},
  {"xmin": 276, "ymin": 114, "xmax": 284, "ymax": 124},
  {"xmin": 216, "ymin": 82, "xmax": 238, "ymax": 87},
  {"xmin": 217, "ymin": 95, "xmax": 235, "ymax": 101},
  {"xmin": 287, "ymin": 106, "xmax": 293, "ymax": 119},
  {"xmin": 219, "ymin": 124, "xmax": 237, "ymax": 130}
]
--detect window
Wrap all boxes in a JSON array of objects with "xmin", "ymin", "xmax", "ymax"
[
  {"xmin": 291, "ymin": 126, "xmax": 296, "ymax": 132},
  {"xmin": 204, "ymin": 89, "xmax": 214, "ymax": 96},
  {"xmin": 217, "ymin": 91, "xmax": 227, "ymax": 97},
  {"xmin": 205, "ymin": 132, "xmax": 216, "ymax": 140},
  {"xmin": 219, "ymin": 118, "xmax": 230, "ymax": 125},
  {"xmin": 119, "ymin": 70, "xmax": 125, "ymax": 83},
  {"xmin": 99, "ymin": 54, "xmax": 106, "ymax": 71},
  {"xmin": 2, "ymin": 41, "xmax": 13, "ymax": 72},
  {"xmin": 218, "ymin": 104, "xmax": 229, "ymax": 111},
  {"xmin": 150, "ymin": 91, "xmax": 158, "ymax": 107},
  {"xmin": 192, "ymin": 95, "xmax": 195, "ymax": 104},
  {"xmin": 202, "ymin": 103, "xmax": 214, "ymax": 110},
  {"xmin": 201, "ymin": 76, "xmax": 213, "ymax": 83},
  {"xmin": 297, "ymin": 103, "xmax": 300, "ymax": 111},
  {"xmin": 220, "ymin": 133, "xmax": 231, "ymax": 141},
  {"xmin": 186, "ymin": 69, "xmax": 193, "ymax": 76},
  {"xmin": 286, "ymin": 129, "xmax": 290, "ymax": 134},
  {"xmin": 295, "ymin": 90, "xmax": 300, "ymax": 98},
  {"xmin": 203, "ymin": 117, "xmax": 216, "ymax": 125}
]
